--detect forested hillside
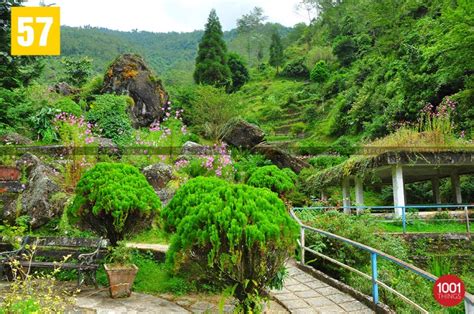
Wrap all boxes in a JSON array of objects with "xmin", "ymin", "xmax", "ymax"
[
  {"xmin": 235, "ymin": 0, "xmax": 473, "ymax": 145},
  {"xmin": 42, "ymin": 23, "xmax": 292, "ymax": 86}
]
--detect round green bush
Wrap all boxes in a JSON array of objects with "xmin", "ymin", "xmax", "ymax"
[
  {"xmin": 246, "ymin": 165, "xmax": 297, "ymax": 195},
  {"xmin": 161, "ymin": 176, "xmax": 228, "ymax": 232},
  {"xmin": 69, "ymin": 162, "xmax": 161, "ymax": 245},
  {"xmin": 310, "ymin": 60, "xmax": 330, "ymax": 83},
  {"xmin": 166, "ymin": 179, "xmax": 298, "ymax": 310},
  {"xmin": 280, "ymin": 58, "xmax": 309, "ymax": 79}
]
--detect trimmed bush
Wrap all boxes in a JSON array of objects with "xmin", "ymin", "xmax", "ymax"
[
  {"xmin": 68, "ymin": 163, "xmax": 161, "ymax": 245},
  {"xmin": 161, "ymin": 176, "xmax": 228, "ymax": 231},
  {"xmin": 246, "ymin": 165, "xmax": 297, "ymax": 195},
  {"xmin": 165, "ymin": 178, "xmax": 298, "ymax": 311}
]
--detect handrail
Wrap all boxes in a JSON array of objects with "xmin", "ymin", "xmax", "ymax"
[{"xmin": 290, "ymin": 208, "xmax": 474, "ymax": 313}]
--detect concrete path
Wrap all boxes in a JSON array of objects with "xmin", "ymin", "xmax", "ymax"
[
  {"xmin": 74, "ymin": 290, "xmax": 189, "ymax": 313},
  {"xmin": 271, "ymin": 261, "xmax": 373, "ymax": 313}
]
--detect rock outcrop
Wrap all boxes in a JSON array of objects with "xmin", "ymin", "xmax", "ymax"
[
  {"xmin": 49, "ymin": 82, "xmax": 79, "ymax": 96},
  {"xmin": 253, "ymin": 144, "xmax": 310, "ymax": 174},
  {"xmin": 0, "ymin": 154, "xmax": 67, "ymax": 229},
  {"xmin": 0, "ymin": 132, "xmax": 33, "ymax": 145},
  {"xmin": 222, "ymin": 118, "xmax": 265, "ymax": 148},
  {"xmin": 102, "ymin": 54, "xmax": 169, "ymax": 128},
  {"xmin": 142, "ymin": 163, "xmax": 173, "ymax": 190}
]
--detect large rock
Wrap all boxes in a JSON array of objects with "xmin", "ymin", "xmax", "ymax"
[
  {"xmin": 253, "ymin": 144, "xmax": 310, "ymax": 174},
  {"xmin": 142, "ymin": 163, "xmax": 173, "ymax": 190},
  {"xmin": 222, "ymin": 118, "xmax": 265, "ymax": 148},
  {"xmin": 102, "ymin": 54, "xmax": 169, "ymax": 128},
  {"xmin": 181, "ymin": 141, "xmax": 208, "ymax": 156},
  {"xmin": 49, "ymin": 82, "xmax": 79, "ymax": 96},
  {"xmin": 1, "ymin": 154, "xmax": 67, "ymax": 229}
]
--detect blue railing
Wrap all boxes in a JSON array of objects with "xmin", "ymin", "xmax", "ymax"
[
  {"xmin": 289, "ymin": 208, "xmax": 474, "ymax": 313},
  {"xmin": 293, "ymin": 204, "xmax": 473, "ymax": 234}
]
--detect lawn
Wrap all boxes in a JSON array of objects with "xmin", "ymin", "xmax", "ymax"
[{"xmin": 377, "ymin": 220, "xmax": 470, "ymax": 233}]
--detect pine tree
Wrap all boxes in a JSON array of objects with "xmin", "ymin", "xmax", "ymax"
[
  {"xmin": 269, "ymin": 32, "xmax": 284, "ymax": 74},
  {"xmin": 193, "ymin": 9, "xmax": 231, "ymax": 88}
]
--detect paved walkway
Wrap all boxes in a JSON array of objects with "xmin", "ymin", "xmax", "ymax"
[
  {"xmin": 74, "ymin": 290, "xmax": 188, "ymax": 313},
  {"xmin": 271, "ymin": 261, "xmax": 373, "ymax": 313}
]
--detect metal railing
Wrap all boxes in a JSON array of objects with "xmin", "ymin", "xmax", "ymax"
[
  {"xmin": 294, "ymin": 204, "xmax": 473, "ymax": 235},
  {"xmin": 290, "ymin": 208, "xmax": 474, "ymax": 313}
]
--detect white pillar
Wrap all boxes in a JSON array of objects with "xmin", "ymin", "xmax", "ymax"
[
  {"xmin": 451, "ymin": 173, "xmax": 462, "ymax": 204},
  {"xmin": 342, "ymin": 177, "xmax": 351, "ymax": 214},
  {"xmin": 354, "ymin": 176, "xmax": 364, "ymax": 215},
  {"xmin": 391, "ymin": 164, "xmax": 405, "ymax": 217},
  {"xmin": 431, "ymin": 177, "xmax": 441, "ymax": 205}
]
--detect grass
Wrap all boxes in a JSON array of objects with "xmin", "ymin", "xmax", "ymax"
[
  {"xmin": 377, "ymin": 220, "xmax": 469, "ymax": 233},
  {"xmin": 97, "ymin": 251, "xmax": 196, "ymax": 296},
  {"xmin": 127, "ymin": 227, "xmax": 170, "ymax": 244}
]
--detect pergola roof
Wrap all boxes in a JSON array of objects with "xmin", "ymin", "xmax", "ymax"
[{"xmin": 308, "ymin": 151, "xmax": 474, "ymax": 188}]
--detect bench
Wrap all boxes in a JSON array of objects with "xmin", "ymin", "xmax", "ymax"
[{"xmin": 0, "ymin": 236, "xmax": 108, "ymax": 288}]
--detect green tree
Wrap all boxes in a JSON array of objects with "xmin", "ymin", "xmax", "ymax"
[
  {"xmin": 269, "ymin": 31, "xmax": 285, "ymax": 73},
  {"xmin": 0, "ymin": 0, "xmax": 43, "ymax": 89},
  {"xmin": 236, "ymin": 7, "xmax": 267, "ymax": 64},
  {"xmin": 310, "ymin": 60, "xmax": 330, "ymax": 82},
  {"xmin": 227, "ymin": 53, "xmax": 249, "ymax": 92},
  {"xmin": 193, "ymin": 9, "xmax": 231, "ymax": 88},
  {"xmin": 61, "ymin": 57, "xmax": 92, "ymax": 87}
]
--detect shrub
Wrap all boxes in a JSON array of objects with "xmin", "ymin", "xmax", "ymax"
[
  {"xmin": 68, "ymin": 162, "xmax": 161, "ymax": 245},
  {"xmin": 161, "ymin": 177, "xmax": 229, "ymax": 232},
  {"xmin": 280, "ymin": 58, "xmax": 309, "ymax": 79},
  {"xmin": 308, "ymin": 155, "xmax": 348, "ymax": 170},
  {"xmin": 310, "ymin": 61, "xmax": 330, "ymax": 83},
  {"xmin": 166, "ymin": 180, "xmax": 298, "ymax": 311},
  {"xmin": 227, "ymin": 53, "xmax": 249, "ymax": 92},
  {"xmin": 187, "ymin": 85, "xmax": 237, "ymax": 140},
  {"xmin": 246, "ymin": 165, "xmax": 297, "ymax": 195},
  {"xmin": 52, "ymin": 98, "xmax": 82, "ymax": 116},
  {"xmin": 86, "ymin": 94, "xmax": 133, "ymax": 145}
]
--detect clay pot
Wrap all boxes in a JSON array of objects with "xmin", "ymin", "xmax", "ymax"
[{"xmin": 104, "ymin": 264, "xmax": 138, "ymax": 298}]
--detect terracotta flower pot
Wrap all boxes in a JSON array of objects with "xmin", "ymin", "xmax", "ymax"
[{"xmin": 104, "ymin": 264, "xmax": 138, "ymax": 298}]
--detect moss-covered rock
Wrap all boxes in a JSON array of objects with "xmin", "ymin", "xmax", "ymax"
[{"xmin": 102, "ymin": 54, "xmax": 169, "ymax": 128}]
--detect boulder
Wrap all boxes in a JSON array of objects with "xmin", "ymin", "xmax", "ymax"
[
  {"xmin": 142, "ymin": 163, "xmax": 173, "ymax": 190},
  {"xmin": 49, "ymin": 82, "xmax": 79, "ymax": 96},
  {"xmin": 222, "ymin": 118, "xmax": 265, "ymax": 148},
  {"xmin": 0, "ymin": 132, "xmax": 33, "ymax": 145},
  {"xmin": 253, "ymin": 144, "xmax": 310, "ymax": 174},
  {"xmin": 101, "ymin": 54, "xmax": 169, "ymax": 128},
  {"xmin": 181, "ymin": 141, "xmax": 209, "ymax": 156},
  {"xmin": 2, "ymin": 154, "xmax": 67, "ymax": 229}
]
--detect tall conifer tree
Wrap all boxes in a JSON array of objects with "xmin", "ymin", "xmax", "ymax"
[
  {"xmin": 269, "ymin": 32, "xmax": 284, "ymax": 74},
  {"xmin": 194, "ymin": 9, "xmax": 231, "ymax": 88}
]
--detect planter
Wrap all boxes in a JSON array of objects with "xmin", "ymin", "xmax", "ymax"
[{"xmin": 104, "ymin": 264, "xmax": 138, "ymax": 298}]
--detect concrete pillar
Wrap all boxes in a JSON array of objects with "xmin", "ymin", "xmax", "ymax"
[
  {"xmin": 391, "ymin": 164, "xmax": 405, "ymax": 217},
  {"xmin": 450, "ymin": 173, "xmax": 462, "ymax": 204},
  {"xmin": 342, "ymin": 177, "xmax": 351, "ymax": 214},
  {"xmin": 354, "ymin": 176, "xmax": 364, "ymax": 215},
  {"xmin": 431, "ymin": 177, "xmax": 441, "ymax": 205}
]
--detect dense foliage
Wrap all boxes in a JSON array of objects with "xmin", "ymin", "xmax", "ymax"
[
  {"xmin": 86, "ymin": 94, "xmax": 133, "ymax": 144},
  {"xmin": 165, "ymin": 177, "xmax": 298, "ymax": 310},
  {"xmin": 68, "ymin": 163, "xmax": 161, "ymax": 245},
  {"xmin": 246, "ymin": 165, "xmax": 297, "ymax": 195},
  {"xmin": 227, "ymin": 53, "xmax": 250, "ymax": 92},
  {"xmin": 193, "ymin": 10, "xmax": 231, "ymax": 88},
  {"xmin": 269, "ymin": 31, "xmax": 285, "ymax": 73}
]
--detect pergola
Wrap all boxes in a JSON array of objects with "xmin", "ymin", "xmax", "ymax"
[{"xmin": 310, "ymin": 151, "xmax": 474, "ymax": 216}]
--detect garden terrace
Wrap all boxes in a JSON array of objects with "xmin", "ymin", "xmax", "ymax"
[{"xmin": 308, "ymin": 151, "xmax": 474, "ymax": 216}]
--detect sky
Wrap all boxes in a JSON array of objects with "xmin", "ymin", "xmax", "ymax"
[{"xmin": 25, "ymin": 0, "xmax": 308, "ymax": 33}]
